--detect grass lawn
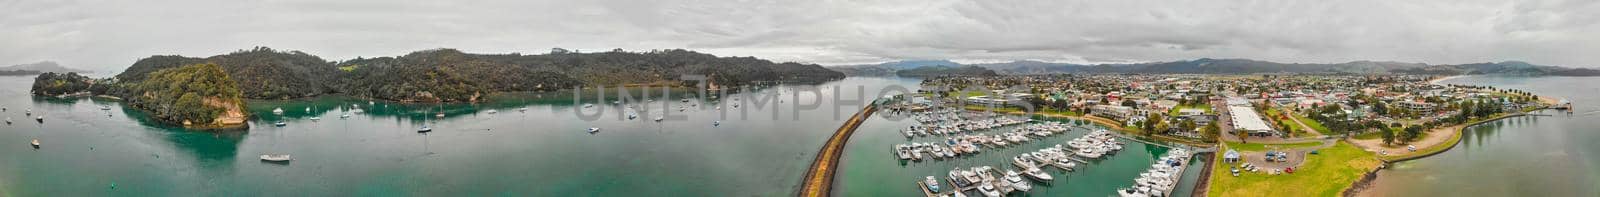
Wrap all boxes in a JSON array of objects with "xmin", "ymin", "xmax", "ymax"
[
  {"xmin": 1167, "ymin": 103, "xmax": 1214, "ymax": 116},
  {"xmin": 1352, "ymin": 130, "xmax": 1385, "ymax": 140},
  {"xmin": 1223, "ymin": 141, "xmax": 1325, "ymax": 152},
  {"xmin": 1291, "ymin": 113, "xmax": 1330, "ymax": 134},
  {"xmin": 1208, "ymin": 141, "xmax": 1382, "ymax": 197},
  {"xmin": 1262, "ymin": 107, "xmax": 1313, "ymax": 136}
]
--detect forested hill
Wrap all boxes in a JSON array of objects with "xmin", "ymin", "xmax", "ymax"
[
  {"xmin": 338, "ymin": 49, "xmax": 843, "ymax": 102},
  {"xmin": 108, "ymin": 47, "xmax": 843, "ymax": 102},
  {"xmin": 123, "ymin": 64, "xmax": 249, "ymax": 129},
  {"xmin": 117, "ymin": 47, "xmax": 336, "ymax": 99}
]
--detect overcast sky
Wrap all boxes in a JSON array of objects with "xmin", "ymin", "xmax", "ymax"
[{"xmin": 2, "ymin": 0, "xmax": 1597, "ymax": 72}]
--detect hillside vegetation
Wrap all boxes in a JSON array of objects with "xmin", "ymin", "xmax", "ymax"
[
  {"xmin": 101, "ymin": 47, "xmax": 843, "ymax": 103},
  {"xmin": 121, "ymin": 64, "xmax": 248, "ymax": 129}
]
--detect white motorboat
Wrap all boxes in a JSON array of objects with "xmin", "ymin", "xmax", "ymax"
[
  {"xmin": 417, "ymin": 125, "xmax": 433, "ymax": 133},
  {"xmin": 308, "ymin": 117, "xmax": 321, "ymax": 121},
  {"xmin": 948, "ymin": 169, "xmax": 968, "ymax": 187},
  {"xmin": 583, "ymin": 104, "xmax": 595, "ymax": 108},
  {"xmin": 1012, "ymin": 156, "xmax": 1034, "ymax": 169},
  {"xmin": 713, "ymin": 121, "xmax": 720, "ymax": 126},
  {"xmin": 587, "ymin": 127, "xmax": 601, "ymax": 133},
  {"xmin": 924, "ymin": 176, "xmax": 941, "ymax": 193},
  {"xmin": 895, "ymin": 145, "xmax": 911, "ymax": 160},
  {"xmin": 486, "ymin": 109, "xmax": 498, "ymax": 114},
  {"xmin": 273, "ymin": 121, "xmax": 286, "ymax": 127},
  {"xmin": 654, "ymin": 116, "xmax": 665, "ymax": 122},
  {"xmin": 1022, "ymin": 167, "xmax": 1053, "ymax": 182},
  {"xmin": 978, "ymin": 183, "xmax": 1002, "ymax": 197},
  {"xmin": 1051, "ymin": 159, "xmax": 1075, "ymax": 171},
  {"xmin": 340, "ymin": 113, "xmax": 351, "ymax": 119},
  {"xmin": 272, "ymin": 108, "xmax": 284, "ymax": 115},
  {"xmin": 30, "ymin": 139, "xmax": 40, "ymax": 148},
  {"xmin": 1004, "ymin": 170, "xmax": 1032, "ymax": 191},
  {"xmin": 259, "ymin": 154, "xmax": 292, "ymax": 162}
]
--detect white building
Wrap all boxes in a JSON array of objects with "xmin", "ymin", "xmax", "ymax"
[{"xmin": 1228, "ymin": 106, "xmax": 1276, "ymax": 136}]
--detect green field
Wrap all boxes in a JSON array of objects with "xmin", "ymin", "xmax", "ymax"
[
  {"xmin": 1291, "ymin": 113, "xmax": 1330, "ymax": 134},
  {"xmin": 1168, "ymin": 103, "xmax": 1214, "ymax": 116},
  {"xmin": 1208, "ymin": 141, "xmax": 1382, "ymax": 197}
]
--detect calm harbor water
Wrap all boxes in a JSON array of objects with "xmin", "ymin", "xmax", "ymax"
[
  {"xmin": 0, "ymin": 75, "xmax": 1206, "ymax": 196},
  {"xmin": 0, "ymin": 76, "xmax": 921, "ymax": 196},
  {"xmin": 1369, "ymin": 76, "xmax": 1600, "ymax": 196}
]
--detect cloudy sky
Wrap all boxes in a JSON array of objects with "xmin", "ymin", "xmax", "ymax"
[{"xmin": 2, "ymin": 0, "xmax": 1597, "ymax": 72}]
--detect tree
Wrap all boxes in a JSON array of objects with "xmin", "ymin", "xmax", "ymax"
[
  {"xmin": 1202, "ymin": 121, "xmax": 1221, "ymax": 142},
  {"xmin": 1402, "ymin": 126, "xmax": 1423, "ymax": 143},
  {"xmin": 1380, "ymin": 128, "xmax": 1396, "ymax": 145},
  {"xmin": 1179, "ymin": 119, "xmax": 1197, "ymax": 134}
]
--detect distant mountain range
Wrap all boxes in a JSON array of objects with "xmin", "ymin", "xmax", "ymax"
[
  {"xmin": 829, "ymin": 58, "xmax": 1600, "ymax": 76},
  {"xmin": 894, "ymin": 65, "xmax": 998, "ymax": 78},
  {"xmin": 0, "ymin": 61, "xmax": 91, "ymax": 75}
]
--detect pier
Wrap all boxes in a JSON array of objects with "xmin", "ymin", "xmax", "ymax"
[{"xmin": 798, "ymin": 104, "xmax": 878, "ymax": 197}]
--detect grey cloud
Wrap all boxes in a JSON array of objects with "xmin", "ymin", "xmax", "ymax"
[{"xmin": 1, "ymin": 0, "xmax": 1597, "ymax": 72}]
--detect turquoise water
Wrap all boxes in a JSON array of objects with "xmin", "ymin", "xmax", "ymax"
[
  {"xmin": 0, "ymin": 76, "xmax": 924, "ymax": 196},
  {"xmin": 1371, "ymin": 76, "xmax": 1600, "ymax": 196},
  {"xmin": 0, "ymin": 75, "xmax": 1204, "ymax": 196}
]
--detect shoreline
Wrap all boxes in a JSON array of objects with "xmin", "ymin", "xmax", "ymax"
[
  {"xmin": 1345, "ymin": 111, "xmax": 1531, "ymax": 196},
  {"xmin": 1425, "ymin": 75, "xmax": 1465, "ymax": 85}
]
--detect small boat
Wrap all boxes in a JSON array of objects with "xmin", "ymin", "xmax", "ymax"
[
  {"xmin": 654, "ymin": 116, "xmax": 665, "ymax": 122},
  {"xmin": 272, "ymin": 108, "xmax": 284, "ymax": 115},
  {"xmin": 417, "ymin": 125, "xmax": 433, "ymax": 133},
  {"xmin": 36, "ymin": 116, "xmax": 44, "ymax": 123},
  {"xmin": 273, "ymin": 121, "xmax": 286, "ymax": 127},
  {"xmin": 308, "ymin": 117, "xmax": 321, "ymax": 121},
  {"xmin": 924, "ymin": 176, "xmax": 941, "ymax": 193},
  {"xmin": 30, "ymin": 139, "xmax": 40, "ymax": 148},
  {"xmin": 435, "ymin": 112, "xmax": 445, "ymax": 118},
  {"xmin": 259, "ymin": 154, "xmax": 292, "ymax": 162},
  {"xmin": 627, "ymin": 113, "xmax": 638, "ymax": 120},
  {"xmin": 587, "ymin": 127, "xmax": 601, "ymax": 133},
  {"xmin": 340, "ymin": 113, "xmax": 351, "ymax": 119},
  {"xmin": 713, "ymin": 121, "xmax": 720, "ymax": 126},
  {"xmin": 1004, "ymin": 170, "xmax": 1031, "ymax": 192},
  {"xmin": 4, "ymin": 117, "xmax": 10, "ymax": 125},
  {"xmin": 978, "ymin": 183, "xmax": 1002, "ymax": 197},
  {"xmin": 486, "ymin": 109, "xmax": 498, "ymax": 114},
  {"xmin": 518, "ymin": 107, "xmax": 529, "ymax": 112},
  {"xmin": 304, "ymin": 107, "xmax": 310, "ymax": 112},
  {"xmin": 1022, "ymin": 167, "xmax": 1053, "ymax": 182},
  {"xmin": 583, "ymin": 104, "xmax": 595, "ymax": 108},
  {"xmin": 100, "ymin": 105, "xmax": 111, "ymax": 110}
]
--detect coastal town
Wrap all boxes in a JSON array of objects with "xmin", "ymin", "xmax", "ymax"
[{"xmin": 858, "ymin": 74, "xmax": 1567, "ymax": 197}]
